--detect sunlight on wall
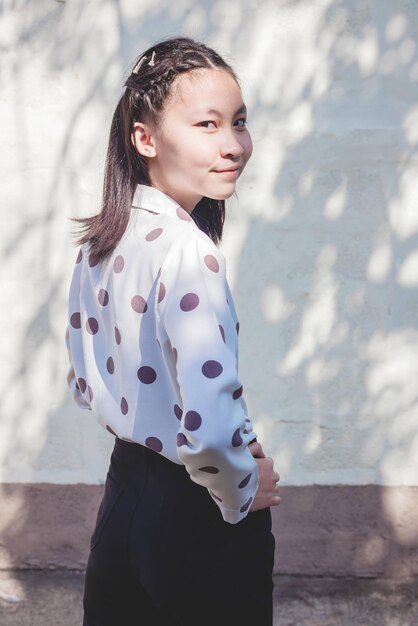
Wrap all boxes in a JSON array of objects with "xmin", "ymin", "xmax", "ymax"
[
  {"xmin": 388, "ymin": 166, "xmax": 418, "ymax": 240},
  {"xmin": 1, "ymin": 0, "xmax": 418, "ymax": 490},
  {"xmin": 382, "ymin": 488, "xmax": 418, "ymax": 544},
  {"xmin": 277, "ymin": 245, "xmax": 338, "ymax": 375},
  {"xmin": 0, "ymin": 487, "xmax": 26, "ymax": 573},
  {"xmin": 398, "ymin": 251, "xmax": 418, "ymax": 287},
  {"xmin": 260, "ymin": 285, "xmax": 295, "ymax": 324},
  {"xmin": 367, "ymin": 228, "xmax": 392, "ymax": 283},
  {"xmin": 303, "ymin": 423, "xmax": 323, "ymax": 454},
  {"xmin": 323, "ymin": 180, "xmax": 348, "ymax": 220},
  {"xmin": 361, "ymin": 329, "xmax": 418, "ymax": 484},
  {"xmin": 403, "ymin": 105, "xmax": 418, "ymax": 144}
]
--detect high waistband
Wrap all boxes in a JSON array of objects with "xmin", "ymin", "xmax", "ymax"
[
  {"xmin": 113, "ymin": 437, "xmax": 186, "ymax": 473},
  {"xmin": 113, "ymin": 437, "xmax": 149, "ymax": 458}
]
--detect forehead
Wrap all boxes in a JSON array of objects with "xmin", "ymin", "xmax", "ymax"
[{"xmin": 167, "ymin": 68, "xmax": 243, "ymax": 114}]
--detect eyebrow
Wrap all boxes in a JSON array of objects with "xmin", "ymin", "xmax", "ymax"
[{"xmin": 192, "ymin": 104, "xmax": 247, "ymax": 117}]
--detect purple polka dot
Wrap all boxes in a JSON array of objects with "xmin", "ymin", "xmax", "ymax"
[
  {"xmin": 176, "ymin": 433, "xmax": 188, "ymax": 447},
  {"xmin": 180, "ymin": 293, "xmax": 199, "ymax": 312},
  {"xmin": 121, "ymin": 397, "xmax": 128, "ymax": 415},
  {"xmin": 131, "ymin": 295, "xmax": 148, "ymax": 314},
  {"xmin": 145, "ymin": 228, "xmax": 163, "ymax": 241},
  {"xmin": 86, "ymin": 317, "xmax": 99, "ymax": 335},
  {"xmin": 219, "ymin": 325, "xmax": 225, "ymax": 343},
  {"xmin": 89, "ymin": 253, "xmax": 99, "ymax": 267},
  {"xmin": 77, "ymin": 377, "xmax": 86, "ymax": 393},
  {"xmin": 233, "ymin": 385, "xmax": 243, "ymax": 400},
  {"xmin": 174, "ymin": 404, "xmax": 183, "ymax": 420},
  {"xmin": 210, "ymin": 490, "xmax": 223, "ymax": 502},
  {"xmin": 199, "ymin": 466, "xmax": 219, "ymax": 474},
  {"xmin": 145, "ymin": 436, "xmax": 163, "ymax": 453},
  {"xmin": 88, "ymin": 385, "xmax": 93, "ymax": 402},
  {"xmin": 239, "ymin": 473, "xmax": 252, "ymax": 489},
  {"xmin": 98, "ymin": 289, "xmax": 109, "ymax": 306},
  {"xmin": 106, "ymin": 425, "xmax": 117, "ymax": 436},
  {"xmin": 204, "ymin": 254, "xmax": 219, "ymax": 273},
  {"xmin": 158, "ymin": 282, "xmax": 166, "ymax": 303},
  {"xmin": 245, "ymin": 418, "xmax": 251, "ymax": 423},
  {"xmin": 202, "ymin": 360, "xmax": 223, "ymax": 378},
  {"xmin": 232, "ymin": 428, "xmax": 243, "ymax": 447},
  {"xmin": 70, "ymin": 312, "xmax": 81, "ymax": 329},
  {"xmin": 173, "ymin": 347, "xmax": 178, "ymax": 364},
  {"xmin": 115, "ymin": 327, "xmax": 121, "ymax": 345},
  {"xmin": 236, "ymin": 322, "xmax": 240, "ymax": 334},
  {"xmin": 184, "ymin": 410, "xmax": 202, "ymax": 431},
  {"xmin": 76, "ymin": 249, "xmax": 82, "ymax": 264},
  {"xmin": 137, "ymin": 366, "xmax": 157, "ymax": 384},
  {"xmin": 240, "ymin": 497, "xmax": 253, "ymax": 513},
  {"xmin": 106, "ymin": 357, "xmax": 114, "ymax": 374},
  {"xmin": 113, "ymin": 255, "xmax": 124, "ymax": 273},
  {"xmin": 176, "ymin": 207, "xmax": 191, "ymax": 221}
]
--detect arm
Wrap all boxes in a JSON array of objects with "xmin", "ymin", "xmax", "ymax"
[
  {"xmin": 158, "ymin": 235, "xmax": 259, "ymax": 524},
  {"xmin": 65, "ymin": 323, "xmax": 90, "ymax": 410}
]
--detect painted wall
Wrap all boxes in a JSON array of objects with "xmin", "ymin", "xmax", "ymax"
[{"xmin": 1, "ymin": 0, "xmax": 418, "ymax": 574}]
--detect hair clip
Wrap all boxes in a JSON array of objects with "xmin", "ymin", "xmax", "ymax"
[
  {"xmin": 132, "ymin": 50, "xmax": 156, "ymax": 74},
  {"xmin": 148, "ymin": 50, "xmax": 156, "ymax": 67},
  {"xmin": 132, "ymin": 55, "xmax": 147, "ymax": 74}
]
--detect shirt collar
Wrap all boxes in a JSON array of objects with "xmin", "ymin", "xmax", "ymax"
[{"xmin": 132, "ymin": 184, "xmax": 194, "ymax": 223}]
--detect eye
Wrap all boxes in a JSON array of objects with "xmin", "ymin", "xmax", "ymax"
[
  {"xmin": 234, "ymin": 118, "xmax": 247, "ymax": 128},
  {"xmin": 198, "ymin": 121, "xmax": 217, "ymax": 129}
]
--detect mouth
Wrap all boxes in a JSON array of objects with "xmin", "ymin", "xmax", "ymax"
[{"xmin": 213, "ymin": 166, "xmax": 241, "ymax": 174}]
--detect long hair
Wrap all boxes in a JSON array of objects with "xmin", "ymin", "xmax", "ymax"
[{"xmin": 72, "ymin": 37, "xmax": 238, "ymax": 262}]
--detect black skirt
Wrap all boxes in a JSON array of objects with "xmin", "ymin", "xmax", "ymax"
[{"xmin": 83, "ymin": 437, "xmax": 275, "ymax": 626}]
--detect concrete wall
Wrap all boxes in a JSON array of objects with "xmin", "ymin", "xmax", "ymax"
[{"xmin": 1, "ymin": 0, "xmax": 418, "ymax": 576}]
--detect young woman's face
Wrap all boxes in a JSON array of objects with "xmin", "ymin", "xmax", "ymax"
[{"xmin": 146, "ymin": 69, "xmax": 253, "ymax": 213}]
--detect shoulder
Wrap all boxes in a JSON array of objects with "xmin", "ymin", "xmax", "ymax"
[
  {"xmin": 112, "ymin": 210, "xmax": 197, "ymax": 265},
  {"xmin": 161, "ymin": 224, "xmax": 225, "ymax": 273}
]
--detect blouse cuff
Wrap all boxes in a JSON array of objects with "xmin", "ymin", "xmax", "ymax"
[{"xmin": 215, "ymin": 483, "xmax": 259, "ymax": 524}]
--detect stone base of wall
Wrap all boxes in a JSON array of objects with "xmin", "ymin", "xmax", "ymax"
[
  {"xmin": 274, "ymin": 485, "xmax": 418, "ymax": 578},
  {"xmin": 1, "ymin": 484, "xmax": 417, "ymax": 577}
]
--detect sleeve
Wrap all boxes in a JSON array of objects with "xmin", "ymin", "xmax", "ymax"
[
  {"xmin": 158, "ymin": 235, "xmax": 259, "ymax": 524},
  {"xmin": 65, "ymin": 324, "xmax": 91, "ymax": 409},
  {"xmin": 65, "ymin": 247, "xmax": 94, "ymax": 410}
]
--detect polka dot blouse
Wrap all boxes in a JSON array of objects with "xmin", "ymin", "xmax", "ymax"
[{"xmin": 65, "ymin": 184, "xmax": 259, "ymax": 524}]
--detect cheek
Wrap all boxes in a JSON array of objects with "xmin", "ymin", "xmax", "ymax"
[
  {"xmin": 243, "ymin": 133, "xmax": 253, "ymax": 162},
  {"xmin": 184, "ymin": 136, "xmax": 217, "ymax": 166},
  {"xmin": 166, "ymin": 132, "xmax": 215, "ymax": 166}
]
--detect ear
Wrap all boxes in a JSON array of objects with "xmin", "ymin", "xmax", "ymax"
[{"xmin": 131, "ymin": 122, "xmax": 157, "ymax": 158}]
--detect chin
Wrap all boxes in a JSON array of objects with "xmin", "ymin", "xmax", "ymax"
[{"xmin": 208, "ymin": 189, "xmax": 237, "ymax": 201}]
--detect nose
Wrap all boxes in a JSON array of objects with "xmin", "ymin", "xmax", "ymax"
[{"xmin": 220, "ymin": 131, "xmax": 245, "ymax": 159}]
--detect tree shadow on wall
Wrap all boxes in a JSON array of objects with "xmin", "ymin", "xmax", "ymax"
[
  {"xmin": 232, "ymin": 0, "xmax": 418, "ymax": 578},
  {"xmin": 1, "ymin": 0, "xmax": 418, "ymax": 597}
]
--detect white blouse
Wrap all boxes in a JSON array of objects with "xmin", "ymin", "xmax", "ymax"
[{"xmin": 65, "ymin": 184, "xmax": 259, "ymax": 524}]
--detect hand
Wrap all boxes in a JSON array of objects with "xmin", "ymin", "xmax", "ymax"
[
  {"xmin": 248, "ymin": 440, "xmax": 265, "ymax": 459},
  {"xmin": 249, "ymin": 454, "xmax": 281, "ymax": 513}
]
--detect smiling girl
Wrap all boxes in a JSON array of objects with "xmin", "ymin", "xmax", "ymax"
[{"xmin": 66, "ymin": 37, "xmax": 280, "ymax": 626}]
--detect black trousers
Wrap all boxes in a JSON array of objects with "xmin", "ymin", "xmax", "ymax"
[{"xmin": 83, "ymin": 438, "xmax": 275, "ymax": 626}]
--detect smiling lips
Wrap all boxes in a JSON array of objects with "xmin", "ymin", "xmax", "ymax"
[{"xmin": 213, "ymin": 166, "xmax": 241, "ymax": 174}]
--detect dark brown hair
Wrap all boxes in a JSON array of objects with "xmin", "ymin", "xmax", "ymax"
[{"xmin": 72, "ymin": 37, "xmax": 238, "ymax": 261}]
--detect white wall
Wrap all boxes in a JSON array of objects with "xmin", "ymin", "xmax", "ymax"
[{"xmin": 1, "ymin": 0, "xmax": 417, "ymax": 487}]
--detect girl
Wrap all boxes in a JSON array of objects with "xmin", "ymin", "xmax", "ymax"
[{"xmin": 66, "ymin": 37, "xmax": 281, "ymax": 626}]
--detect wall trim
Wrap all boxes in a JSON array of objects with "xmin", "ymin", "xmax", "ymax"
[{"xmin": 1, "ymin": 484, "xmax": 417, "ymax": 577}]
